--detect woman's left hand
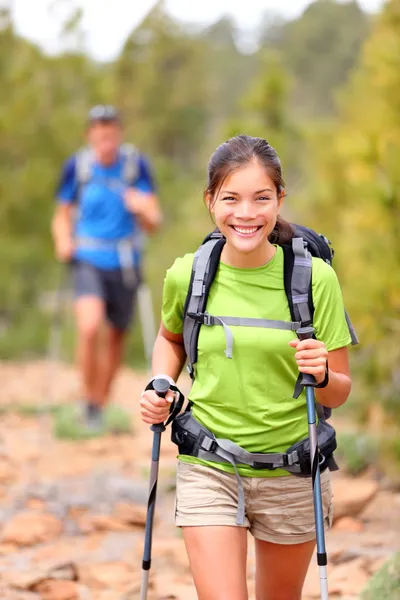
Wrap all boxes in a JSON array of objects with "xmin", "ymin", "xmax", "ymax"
[{"xmin": 289, "ymin": 338, "xmax": 328, "ymax": 384}]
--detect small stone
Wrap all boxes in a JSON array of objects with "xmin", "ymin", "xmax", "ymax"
[
  {"xmin": 6, "ymin": 570, "xmax": 46, "ymax": 590},
  {"xmin": 25, "ymin": 498, "xmax": 47, "ymax": 511},
  {"xmin": 78, "ymin": 562, "xmax": 140, "ymax": 593},
  {"xmin": 34, "ymin": 580, "xmax": 79, "ymax": 600},
  {"xmin": 329, "ymin": 558, "xmax": 370, "ymax": 596},
  {"xmin": 0, "ymin": 542, "xmax": 18, "ymax": 554},
  {"xmin": 78, "ymin": 514, "xmax": 132, "ymax": 534},
  {"xmin": 332, "ymin": 478, "xmax": 379, "ymax": 522},
  {"xmin": 113, "ymin": 502, "xmax": 147, "ymax": 527},
  {"xmin": 0, "ymin": 457, "xmax": 16, "ymax": 484},
  {"xmin": 1, "ymin": 511, "xmax": 63, "ymax": 547},
  {"xmin": 333, "ymin": 516, "xmax": 365, "ymax": 533}
]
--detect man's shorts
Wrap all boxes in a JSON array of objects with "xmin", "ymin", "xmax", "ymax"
[
  {"xmin": 175, "ymin": 460, "xmax": 333, "ymax": 545},
  {"xmin": 72, "ymin": 261, "xmax": 140, "ymax": 330}
]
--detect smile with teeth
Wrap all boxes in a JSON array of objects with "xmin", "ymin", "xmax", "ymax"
[{"xmin": 231, "ymin": 225, "xmax": 262, "ymax": 236}]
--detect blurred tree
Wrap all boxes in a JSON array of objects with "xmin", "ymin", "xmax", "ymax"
[
  {"xmin": 260, "ymin": 0, "xmax": 370, "ymax": 117},
  {"xmin": 0, "ymin": 6, "xmax": 104, "ymax": 357},
  {"xmin": 114, "ymin": 1, "xmax": 210, "ymax": 167},
  {"xmin": 300, "ymin": 0, "xmax": 400, "ymax": 424}
]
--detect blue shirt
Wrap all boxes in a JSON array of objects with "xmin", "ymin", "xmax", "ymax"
[{"xmin": 56, "ymin": 149, "xmax": 156, "ymax": 270}]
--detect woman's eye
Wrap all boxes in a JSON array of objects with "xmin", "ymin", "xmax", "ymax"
[
  {"xmin": 257, "ymin": 196, "xmax": 271, "ymax": 202},
  {"xmin": 221, "ymin": 196, "xmax": 237, "ymax": 202}
]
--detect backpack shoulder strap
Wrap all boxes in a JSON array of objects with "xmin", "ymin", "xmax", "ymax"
[
  {"xmin": 283, "ymin": 237, "xmax": 313, "ymax": 326},
  {"xmin": 75, "ymin": 146, "xmax": 94, "ymax": 187},
  {"xmin": 120, "ymin": 143, "xmax": 139, "ymax": 186},
  {"xmin": 285, "ymin": 238, "xmax": 328, "ymax": 418},
  {"xmin": 183, "ymin": 234, "xmax": 225, "ymax": 379}
]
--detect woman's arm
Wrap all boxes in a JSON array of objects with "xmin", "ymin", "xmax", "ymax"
[
  {"xmin": 152, "ymin": 323, "xmax": 187, "ymax": 380},
  {"xmin": 290, "ymin": 339, "xmax": 351, "ymax": 409},
  {"xmin": 140, "ymin": 324, "xmax": 186, "ymax": 425},
  {"xmin": 315, "ymin": 346, "xmax": 351, "ymax": 409}
]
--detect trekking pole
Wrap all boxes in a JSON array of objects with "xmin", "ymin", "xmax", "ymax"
[
  {"xmin": 47, "ymin": 263, "xmax": 71, "ymax": 363},
  {"xmin": 140, "ymin": 376, "xmax": 185, "ymax": 599},
  {"xmin": 45, "ymin": 262, "xmax": 73, "ymax": 402},
  {"xmin": 297, "ymin": 326, "xmax": 329, "ymax": 600},
  {"xmin": 140, "ymin": 376, "xmax": 171, "ymax": 600}
]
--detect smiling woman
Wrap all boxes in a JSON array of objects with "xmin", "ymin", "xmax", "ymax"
[{"xmin": 140, "ymin": 134, "xmax": 353, "ymax": 600}]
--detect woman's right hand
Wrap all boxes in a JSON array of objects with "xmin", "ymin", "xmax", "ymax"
[{"xmin": 140, "ymin": 389, "xmax": 175, "ymax": 425}]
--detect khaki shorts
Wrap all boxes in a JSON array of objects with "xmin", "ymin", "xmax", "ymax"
[{"xmin": 175, "ymin": 461, "xmax": 333, "ymax": 545}]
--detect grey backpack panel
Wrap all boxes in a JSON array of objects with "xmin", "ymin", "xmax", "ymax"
[{"xmin": 75, "ymin": 143, "xmax": 139, "ymax": 191}]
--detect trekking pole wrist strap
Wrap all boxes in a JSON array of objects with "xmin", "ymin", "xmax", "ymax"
[
  {"xmin": 315, "ymin": 360, "xmax": 329, "ymax": 389},
  {"xmin": 145, "ymin": 375, "xmax": 185, "ymax": 426},
  {"xmin": 152, "ymin": 374, "xmax": 176, "ymax": 387}
]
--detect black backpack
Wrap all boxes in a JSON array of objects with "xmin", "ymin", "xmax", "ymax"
[{"xmin": 182, "ymin": 224, "xmax": 358, "ymax": 417}]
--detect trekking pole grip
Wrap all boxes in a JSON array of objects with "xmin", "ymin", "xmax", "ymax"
[
  {"xmin": 151, "ymin": 377, "xmax": 170, "ymax": 434},
  {"xmin": 296, "ymin": 326, "xmax": 317, "ymax": 387}
]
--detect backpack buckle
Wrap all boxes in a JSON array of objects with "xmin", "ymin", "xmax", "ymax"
[
  {"xmin": 186, "ymin": 364, "xmax": 195, "ymax": 380},
  {"xmin": 203, "ymin": 313, "xmax": 212, "ymax": 326},
  {"xmin": 187, "ymin": 312, "xmax": 212, "ymax": 325},
  {"xmin": 253, "ymin": 461, "xmax": 276, "ymax": 470}
]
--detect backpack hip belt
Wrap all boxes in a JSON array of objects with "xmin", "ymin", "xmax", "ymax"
[
  {"xmin": 172, "ymin": 410, "xmax": 338, "ymax": 526},
  {"xmin": 75, "ymin": 234, "xmax": 143, "ymax": 287}
]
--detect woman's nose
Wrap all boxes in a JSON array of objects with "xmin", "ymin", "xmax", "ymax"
[{"xmin": 234, "ymin": 201, "xmax": 254, "ymax": 220}]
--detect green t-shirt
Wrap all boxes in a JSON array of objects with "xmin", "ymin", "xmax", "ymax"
[{"xmin": 162, "ymin": 245, "xmax": 351, "ymax": 477}]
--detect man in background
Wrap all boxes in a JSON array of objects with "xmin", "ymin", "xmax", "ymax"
[{"xmin": 52, "ymin": 105, "xmax": 162, "ymax": 430}]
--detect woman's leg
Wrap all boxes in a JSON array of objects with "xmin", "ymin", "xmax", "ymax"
[
  {"xmin": 183, "ymin": 525, "xmax": 248, "ymax": 600},
  {"xmin": 254, "ymin": 538, "xmax": 315, "ymax": 600},
  {"xmin": 176, "ymin": 462, "xmax": 252, "ymax": 600},
  {"xmin": 248, "ymin": 471, "xmax": 333, "ymax": 600}
]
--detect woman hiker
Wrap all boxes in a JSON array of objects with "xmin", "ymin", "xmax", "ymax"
[{"xmin": 140, "ymin": 135, "xmax": 352, "ymax": 600}]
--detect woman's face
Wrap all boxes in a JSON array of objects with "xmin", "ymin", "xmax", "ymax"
[{"xmin": 209, "ymin": 160, "xmax": 283, "ymax": 261}]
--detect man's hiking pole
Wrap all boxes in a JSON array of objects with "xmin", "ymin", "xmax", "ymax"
[
  {"xmin": 137, "ymin": 283, "xmax": 157, "ymax": 374},
  {"xmin": 44, "ymin": 262, "xmax": 73, "ymax": 403},
  {"xmin": 297, "ymin": 326, "xmax": 329, "ymax": 600},
  {"xmin": 47, "ymin": 263, "xmax": 72, "ymax": 365}
]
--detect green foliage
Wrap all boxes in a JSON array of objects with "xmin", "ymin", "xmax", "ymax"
[
  {"xmin": 53, "ymin": 403, "xmax": 132, "ymax": 440},
  {"xmin": 361, "ymin": 553, "xmax": 400, "ymax": 599},
  {"xmin": 336, "ymin": 432, "xmax": 379, "ymax": 476},
  {"xmin": 261, "ymin": 0, "xmax": 371, "ymax": 116},
  {"xmin": 297, "ymin": 0, "xmax": 400, "ymax": 427}
]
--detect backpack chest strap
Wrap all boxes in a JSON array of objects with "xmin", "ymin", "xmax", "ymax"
[{"xmin": 187, "ymin": 312, "xmax": 302, "ymax": 360}]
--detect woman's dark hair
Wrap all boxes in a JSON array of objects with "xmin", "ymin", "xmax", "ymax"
[{"xmin": 205, "ymin": 134, "xmax": 293, "ymax": 245}]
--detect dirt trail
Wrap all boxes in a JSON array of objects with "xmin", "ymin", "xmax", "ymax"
[{"xmin": 0, "ymin": 361, "xmax": 398, "ymax": 599}]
